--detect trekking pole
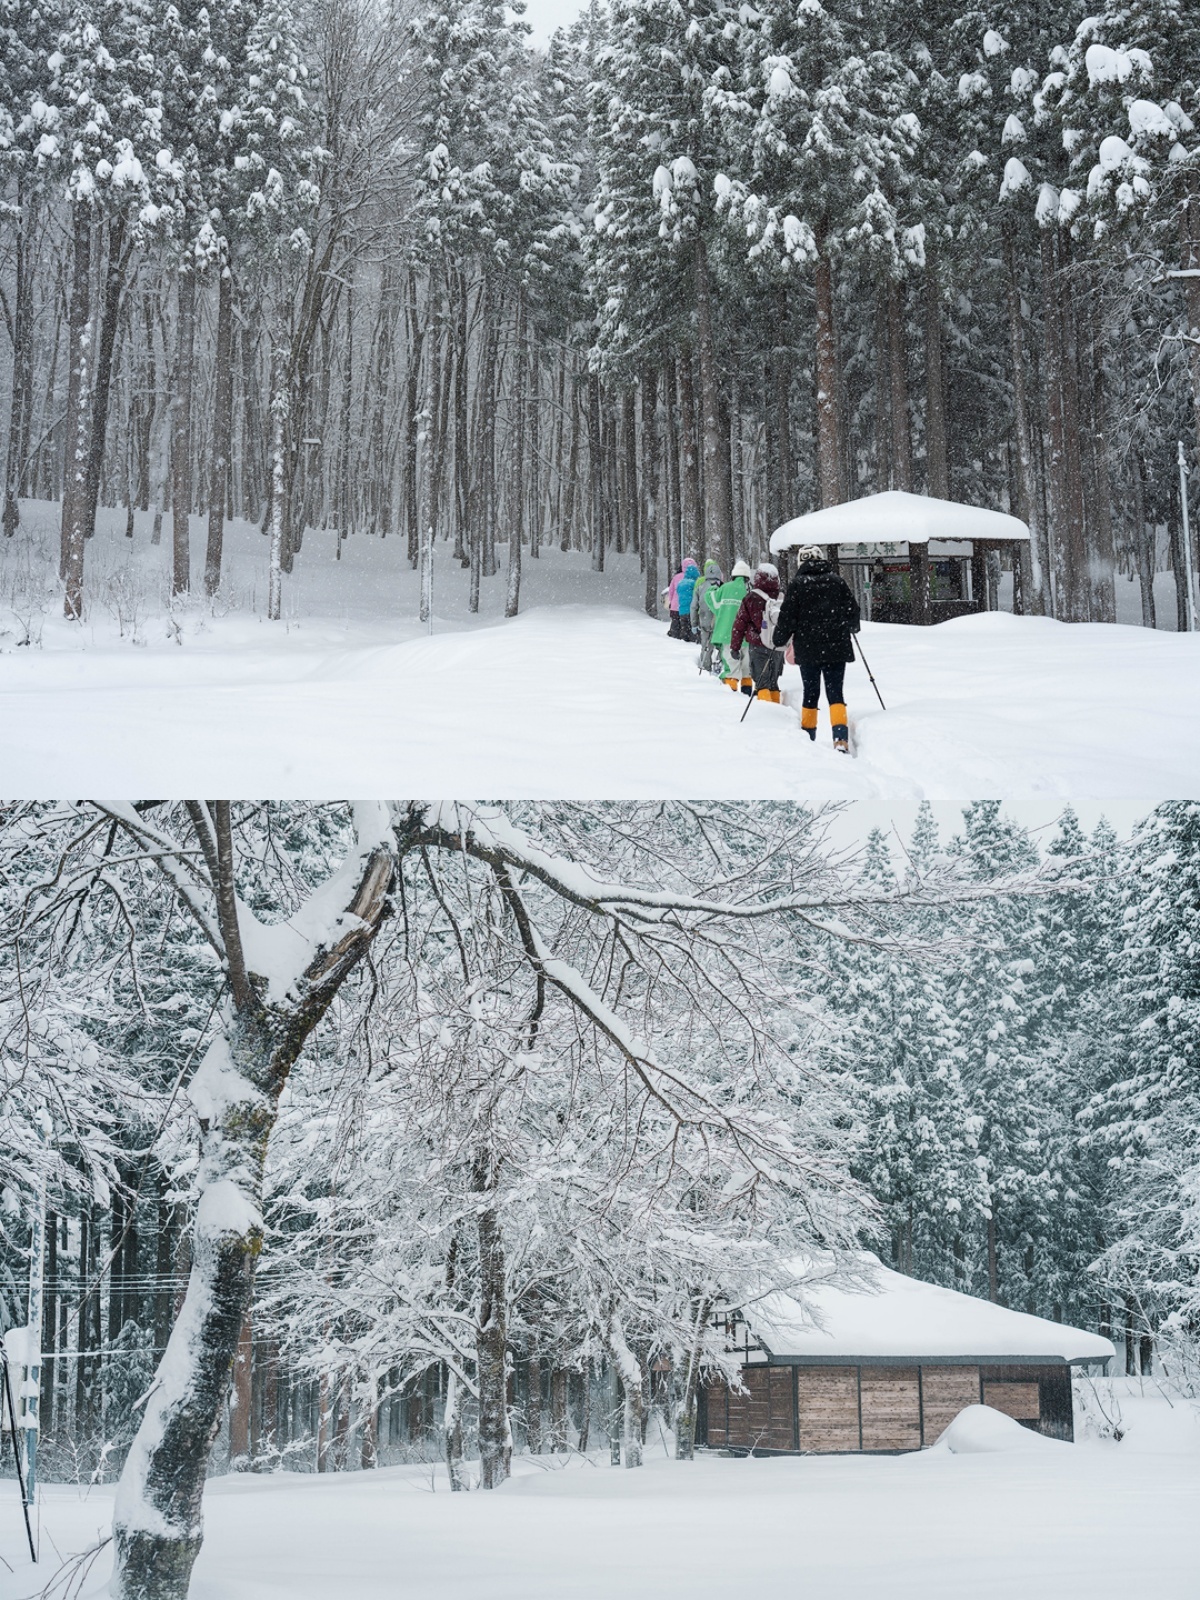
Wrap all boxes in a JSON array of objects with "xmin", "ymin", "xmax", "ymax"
[
  {"xmin": 1, "ymin": 1345, "xmax": 37, "ymax": 1563},
  {"xmin": 853, "ymin": 635, "xmax": 886, "ymax": 710},
  {"xmin": 739, "ymin": 660, "xmax": 764, "ymax": 722}
]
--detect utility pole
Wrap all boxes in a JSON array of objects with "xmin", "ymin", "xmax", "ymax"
[{"xmin": 1178, "ymin": 440, "xmax": 1196, "ymax": 632}]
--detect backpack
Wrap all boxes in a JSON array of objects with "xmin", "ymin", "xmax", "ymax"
[{"xmin": 757, "ymin": 590, "xmax": 783, "ymax": 652}]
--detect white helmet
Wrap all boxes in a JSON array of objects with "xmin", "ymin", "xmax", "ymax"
[
  {"xmin": 795, "ymin": 544, "xmax": 825, "ymax": 561},
  {"xmin": 731, "ymin": 559, "xmax": 752, "ymax": 578}
]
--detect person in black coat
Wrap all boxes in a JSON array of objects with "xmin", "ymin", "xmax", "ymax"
[{"xmin": 773, "ymin": 545, "xmax": 861, "ymax": 751}]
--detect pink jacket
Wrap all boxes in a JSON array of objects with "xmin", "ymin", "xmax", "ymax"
[{"xmin": 667, "ymin": 559, "xmax": 697, "ymax": 608}]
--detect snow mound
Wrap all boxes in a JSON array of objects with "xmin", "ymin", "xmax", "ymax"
[{"xmin": 933, "ymin": 1404, "xmax": 1068, "ymax": 1454}]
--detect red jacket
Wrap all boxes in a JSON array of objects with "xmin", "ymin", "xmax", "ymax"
[{"xmin": 731, "ymin": 574, "xmax": 781, "ymax": 653}]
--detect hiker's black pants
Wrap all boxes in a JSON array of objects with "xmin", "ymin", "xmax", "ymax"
[
  {"xmin": 798, "ymin": 660, "xmax": 846, "ymax": 710},
  {"xmin": 798, "ymin": 660, "xmax": 849, "ymax": 739}
]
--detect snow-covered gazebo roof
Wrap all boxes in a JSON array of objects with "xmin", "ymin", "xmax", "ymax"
[
  {"xmin": 769, "ymin": 490, "xmax": 1030, "ymax": 555},
  {"xmin": 742, "ymin": 1257, "xmax": 1114, "ymax": 1368}
]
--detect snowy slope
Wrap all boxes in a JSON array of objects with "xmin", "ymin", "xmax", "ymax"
[
  {"xmin": 2, "ymin": 1385, "xmax": 1196, "ymax": 1600},
  {"xmin": 1, "ymin": 505, "xmax": 1198, "ymax": 799}
]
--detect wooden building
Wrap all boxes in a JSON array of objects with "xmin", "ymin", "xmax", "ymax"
[
  {"xmin": 769, "ymin": 489, "xmax": 1031, "ymax": 625},
  {"xmin": 702, "ymin": 1257, "xmax": 1114, "ymax": 1455}
]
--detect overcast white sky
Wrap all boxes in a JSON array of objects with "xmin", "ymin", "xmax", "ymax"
[{"xmin": 519, "ymin": 0, "xmax": 586, "ymax": 46}]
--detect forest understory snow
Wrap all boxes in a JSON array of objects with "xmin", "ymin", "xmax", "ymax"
[
  {"xmin": 0, "ymin": 1382, "xmax": 1195, "ymax": 1600},
  {"xmin": 1, "ymin": 504, "xmax": 1198, "ymax": 800}
]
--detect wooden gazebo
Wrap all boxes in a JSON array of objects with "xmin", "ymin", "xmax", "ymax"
[
  {"xmin": 768, "ymin": 490, "xmax": 1030, "ymax": 625},
  {"xmin": 702, "ymin": 1256, "xmax": 1114, "ymax": 1455}
]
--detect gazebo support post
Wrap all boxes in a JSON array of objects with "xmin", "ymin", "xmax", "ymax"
[
  {"xmin": 971, "ymin": 542, "xmax": 988, "ymax": 613},
  {"xmin": 910, "ymin": 544, "xmax": 931, "ymax": 624}
]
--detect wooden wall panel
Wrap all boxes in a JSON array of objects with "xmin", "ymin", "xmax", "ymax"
[
  {"xmin": 920, "ymin": 1366, "xmax": 980, "ymax": 1444},
  {"xmin": 768, "ymin": 1366, "xmax": 794, "ymax": 1451},
  {"xmin": 797, "ymin": 1367, "xmax": 860, "ymax": 1453},
  {"xmin": 705, "ymin": 1381, "xmax": 727, "ymax": 1447},
  {"xmin": 982, "ymin": 1381, "xmax": 1040, "ymax": 1421},
  {"xmin": 745, "ymin": 1365, "xmax": 770, "ymax": 1446},
  {"xmin": 860, "ymin": 1367, "xmax": 921, "ymax": 1452},
  {"xmin": 726, "ymin": 1381, "xmax": 750, "ymax": 1448}
]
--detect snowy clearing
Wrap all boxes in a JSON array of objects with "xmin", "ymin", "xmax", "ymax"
[
  {"xmin": 1, "ymin": 505, "xmax": 1198, "ymax": 800},
  {"xmin": 3, "ymin": 1386, "xmax": 1196, "ymax": 1600}
]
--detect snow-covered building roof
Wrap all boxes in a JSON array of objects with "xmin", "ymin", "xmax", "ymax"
[
  {"xmin": 743, "ymin": 1257, "xmax": 1114, "ymax": 1368},
  {"xmin": 769, "ymin": 489, "xmax": 1030, "ymax": 554}
]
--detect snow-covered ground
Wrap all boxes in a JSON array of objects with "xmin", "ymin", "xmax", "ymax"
[
  {"xmin": 1, "ymin": 503, "xmax": 1198, "ymax": 802},
  {"xmin": 2, "ymin": 1383, "xmax": 1196, "ymax": 1600}
]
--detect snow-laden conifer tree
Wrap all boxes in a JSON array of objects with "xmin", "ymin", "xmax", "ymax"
[{"xmin": 835, "ymin": 829, "xmax": 987, "ymax": 1287}]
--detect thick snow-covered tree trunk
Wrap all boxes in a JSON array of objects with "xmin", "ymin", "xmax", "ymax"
[{"xmin": 110, "ymin": 805, "xmax": 395, "ymax": 1600}]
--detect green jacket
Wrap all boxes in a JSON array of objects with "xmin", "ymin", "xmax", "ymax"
[{"xmin": 707, "ymin": 576, "xmax": 748, "ymax": 647}]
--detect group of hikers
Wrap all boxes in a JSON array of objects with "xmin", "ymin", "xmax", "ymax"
[{"xmin": 664, "ymin": 548, "xmax": 862, "ymax": 753}]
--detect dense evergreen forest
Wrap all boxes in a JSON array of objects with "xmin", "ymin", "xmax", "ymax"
[
  {"xmin": 2, "ymin": 800, "xmax": 1197, "ymax": 1501},
  {"xmin": 2, "ymin": 0, "xmax": 1200, "ymax": 623}
]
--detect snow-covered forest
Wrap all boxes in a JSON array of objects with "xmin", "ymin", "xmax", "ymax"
[
  {"xmin": 2, "ymin": 0, "xmax": 1200, "ymax": 626},
  {"xmin": 1, "ymin": 797, "xmax": 1196, "ymax": 1578}
]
